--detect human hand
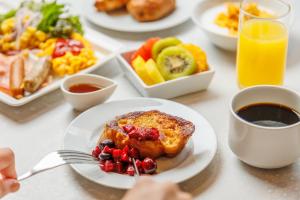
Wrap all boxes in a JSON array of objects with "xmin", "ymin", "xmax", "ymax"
[
  {"xmin": 122, "ymin": 177, "xmax": 192, "ymax": 200},
  {"xmin": 0, "ymin": 148, "xmax": 20, "ymax": 198}
]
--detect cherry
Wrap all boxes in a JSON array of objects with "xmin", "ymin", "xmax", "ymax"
[
  {"xmin": 99, "ymin": 152, "xmax": 112, "ymax": 161},
  {"xmin": 100, "ymin": 139, "xmax": 115, "ymax": 149},
  {"xmin": 112, "ymin": 149, "xmax": 122, "ymax": 161},
  {"xmin": 127, "ymin": 165, "xmax": 135, "ymax": 176},
  {"xmin": 92, "ymin": 146, "xmax": 101, "ymax": 158},
  {"xmin": 104, "ymin": 160, "xmax": 115, "ymax": 172},
  {"xmin": 142, "ymin": 158, "xmax": 157, "ymax": 174}
]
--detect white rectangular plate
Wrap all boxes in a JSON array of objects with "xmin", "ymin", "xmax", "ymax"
[{"xmin": 0, "ymin": 27, "xmax": 122, "ymax": 106}]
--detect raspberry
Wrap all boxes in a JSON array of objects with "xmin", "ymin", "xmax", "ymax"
[
  {"xmin": 112, "ymin": 149, "xmax": 122, "ymax": 161},
  {"xmin": 92, "ymin": 146, "xmax": 101, "ymax": 158},
  {"xmin": 104, "ymin": 160, "xmax": 115, "ymax": 172},
  {"xmin": 129, "ymin": 147, "xmax": 140, "ymax": 159},
  {"xmin": 127, "ymin": 165, "xmax": 135, "ymax": 176},
  {"xmin": 102, "ymin": 146, "xmax": 112, "ymax": 154},
  {"xmin": 123, "ymin": 125, "xmax": 136, "ymax": 133}
]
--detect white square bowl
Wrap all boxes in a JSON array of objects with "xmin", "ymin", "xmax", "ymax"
[{"xmin": 117, "ymin": 50, "xmax": 215, "ymax": 99}]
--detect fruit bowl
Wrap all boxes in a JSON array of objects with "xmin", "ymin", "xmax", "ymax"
[{"xmin": 117, "ymin": 50, "xmax": 215, "ymax": 99}]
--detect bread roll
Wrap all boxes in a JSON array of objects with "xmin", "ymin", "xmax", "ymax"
[{"xmin": 127, "ymin": 0, "xmax": 176, "ymax": 22}]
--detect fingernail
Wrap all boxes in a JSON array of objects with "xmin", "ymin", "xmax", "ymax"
[{"xmin": 10, "ymin": 181, "xmax": 20, "ymax": 192}]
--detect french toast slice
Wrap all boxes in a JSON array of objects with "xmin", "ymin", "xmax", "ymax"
[{"xmin": 99, "ymin": 110, "xmax": 195, "ymax": 158}]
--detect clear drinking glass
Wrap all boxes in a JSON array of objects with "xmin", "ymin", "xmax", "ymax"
[{"xmin": 236, "ymin": 0, "xmax": 291, "ymax": 88}]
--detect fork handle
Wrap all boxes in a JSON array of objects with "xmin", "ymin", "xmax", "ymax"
[
  {"xmin": 17, "ymin": 163, "xmax": 67, "ymax": 182},
  {"xmin": 18, "ymin": 172, "xmax": 33, "ymax": 181}
]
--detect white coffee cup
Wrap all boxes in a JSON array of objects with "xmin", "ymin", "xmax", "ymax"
[{"xmin": 228, "ymin": 85, "xmax": 300, "ymax": 169}]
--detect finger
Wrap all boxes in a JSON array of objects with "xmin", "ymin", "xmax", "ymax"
[
  {"xmin": 136, "ymin": 176, "xmax": 154, "ymax": 186},
  {"xmin": 0, "ymin": 148, "xmax": 17, "ymax": 178},
  {"xmin": 0, "ymin": 179, "xmax": 20, "ymax": 198},
  {"xmin": 177, "ymin": 192, "xmax": 193, "ymax": 200}
]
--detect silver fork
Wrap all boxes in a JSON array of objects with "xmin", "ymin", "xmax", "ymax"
[{"xmin": 18, "ymin": 150, "xmax": 99, "ymax": 181}]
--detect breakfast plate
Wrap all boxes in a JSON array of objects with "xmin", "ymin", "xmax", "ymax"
[
  {"xmin": 0, "ymin": 1, "xmax": 123, "ymax": 106},
  {"xmin": 63, "ymin": 98, "xmax": 217, "ymax": 189},
  {"xmin": 0, "ymin": 27, "xmax": 121, "ymax": 106},
  {"xmin": 84, "ymin": 0, "xmax": 194, "ymax": 32}
]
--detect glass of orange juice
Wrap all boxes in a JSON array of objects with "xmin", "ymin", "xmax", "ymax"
[{"xmin": 236, "ymin": 0, "xmax": 291, "ymax": 88}]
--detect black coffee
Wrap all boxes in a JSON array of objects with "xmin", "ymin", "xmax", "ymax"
[{"xmin": 237, "ymin": 103, "xmax": 300, "ymax": 127}]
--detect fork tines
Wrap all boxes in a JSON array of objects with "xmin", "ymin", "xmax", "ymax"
[{"xmin": 57, "ymin": 150, "xmax": 99, "ymax": 164}]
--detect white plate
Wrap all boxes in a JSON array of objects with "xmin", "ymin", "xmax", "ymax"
[
  {"xmin": 0, "ymin": 28, "xmax": 122, "ymax": 106},
  {"xmin": 63, "ymin": 98, "xmax": 217, "ymax": 189},
  {"xmin": 84, "ymin": 0, "xmax": 194, "ymax": 32},
  {"xmin": 117, "ymin": 49, "xmax": 215, "ymax": 99},
  {"xmin": 192, "ymin": 0, "xmax": 239, "ymax": 51}
]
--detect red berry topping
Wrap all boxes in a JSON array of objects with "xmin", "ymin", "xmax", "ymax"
[
  {"xmin": 149, "ymin": 128, "xmax": 160, "ymax": 140},
  {"xmin": 122, "ymin": 145, "xmax": 130, "ymax": 154},
  {"xmin": 135, "ymin": 159, "xmax": 143, "ymax": 173},
  {"xmin": 123, "ymin": 125, "xmax": 136, "ymax": 133},
  {"xmin": 102, "ymin": 146, "xmax": 112, "ymax": 154},
  {"xmin": 104, "ymin": 160, "xmax": 115, "ymax": 172},
  {"xmin": 112, "ymin": 149, "xmax": 122, "ymax": 161},
  {"xmin": 121, "ymin": 152, "xmax": 130, "ymax": 163},
  {"xmin": 127, "ymin": 165, "xmax": 135, "ymax": 176},
  {"xmin": 129, "ymin": 147, "xmax": 140, "ymax": 159},
  {"xmin": 127, "ymin": 127, "xmax": 160, "ymax": 141},
  {"xmin": 99, "ymin": 160, "xmax": 105, "ymax": 170},
  {"xmin": 115, "ymin": 161, "xmax": 123, "ymax": 173},
  {"xmin": 142, "ymin": 157, "xmax": 157, "ymax": 174},
  {"xmin": 92, "ymin": 146, "xmax": 101, "ymax": 157}
]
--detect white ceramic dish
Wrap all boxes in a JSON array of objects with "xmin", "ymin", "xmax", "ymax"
[
  {"xmin": 63, "ymin": 98, "xmax": 217, "ymax": 189},
  {"xmin": 116, "ymin": 50, "xmax": 215, "ymax": 99},
  {"xmin": 0, "ymin": 28, "xmax": 122, "ymax": 106},
  {"xmin": 192, "ymin": 0, "xmax": 239, "ymax": 51},
  {"xmin": 84, "ymin": 0, "xmax": 194, "ymax": 32},
  {"xmin": 61, "ymin": 74, "xmax": 117, "ymax": 111}
]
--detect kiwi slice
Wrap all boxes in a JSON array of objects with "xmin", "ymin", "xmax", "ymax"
[
  {"xmin": 152, "ymin": 37, "xmax": 182, "ymax": 60},
  {"xmin": 157, "ymin": 46, "xmax": 196, "ymax": 80}
]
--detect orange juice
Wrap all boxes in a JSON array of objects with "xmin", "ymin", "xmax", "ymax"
[{"xmin": 236, "ymin": 19, "xmax": 288, "ymax": 88}]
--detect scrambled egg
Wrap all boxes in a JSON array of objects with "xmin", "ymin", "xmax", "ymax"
[
  {"xmin": 38, "ymin": 33, "xmax": 97, "ymax": 76},
  {"xmin": 215, "ymin": 3, "xmax": 272, "ymax": 35}
]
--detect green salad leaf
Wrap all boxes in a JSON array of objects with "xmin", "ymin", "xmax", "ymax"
[
  {"xmin": 0, "ymin": 9, "xmax": 17, "ymax": 24},
  {"xmin": 36, "ymin": 1, "xmax": 84, "ymax": 38},
  {"xmin": 37, "ymin": 1, "xmax": 64, "ymax": 33}
]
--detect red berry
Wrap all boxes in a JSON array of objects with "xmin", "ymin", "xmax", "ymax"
[
  {"xmin": 104, "ymin": 160, "xmax": 115, "ymax": 172},
  {"xmin": 122, "ymin": 145, "xmax": 130, "ymax": 154},
  {"xmin": 127, "ymin": 165, "xmax": 135, "ymax": 176},
  {"xmin": 135, "ymin": 159, "xmax": 144, "ymax": 173},
  {"xmin": 128, "ymin": 129, "xmax": 140, "ymax": 139},
  {"xmin": 129, "ymin": 147, "xmax": 140, "ymax": 159},
  {"xmin": 99, "ymin": 159, "xmax": 105, "ymax": 170},
  {"xmin": 150, "ymin": 128, "xmax": 160, "ymax": 140},
  {"xmin": 92, "ymin": 146, "xmax": 101, "ymax": 157},
  {"xmin": 142, "ymin": 157, "xmax": 157, "ymax": 174},
  {"xmin": 123, "ymin": 125, "xmax": 136, "ymax": 133},
  {"xmin": 112, "ymin": 149, "xmax": 122, "ymax": 161},
  {"xmin": 121, "ymin": 152, "xmax": 130, "ymax": 163},
  {"xmin": 115, "ymin": 161, "xmax": 123, "ymax": 173},
  {"xmin": 103, "ymin": 146, "xmax": 112, "ymax": 154}
]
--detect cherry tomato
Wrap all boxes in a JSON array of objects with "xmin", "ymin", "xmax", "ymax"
[{"xmin": 52, "ymin": 38, "xmax": 84, "ymax": 58}]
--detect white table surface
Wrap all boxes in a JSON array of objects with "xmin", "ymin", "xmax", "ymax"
[{"xmin": 1, "ymin": 0, "xmax": 300, "ymax": 199}]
